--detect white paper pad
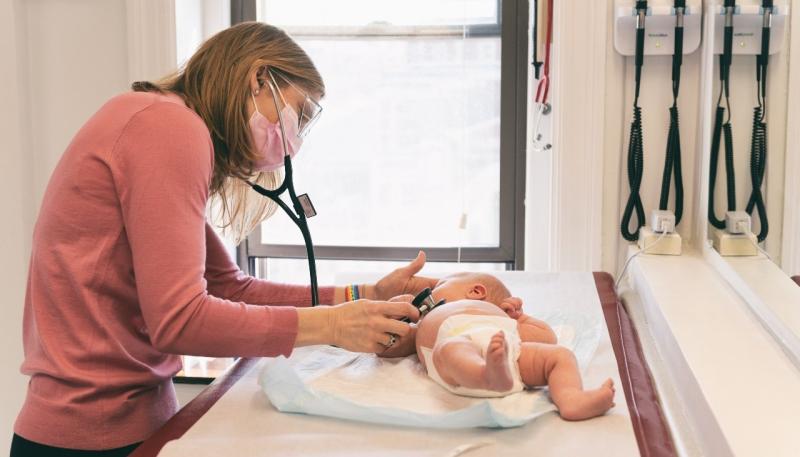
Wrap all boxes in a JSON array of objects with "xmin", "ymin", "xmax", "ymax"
[
  {"xmin": 159, "ymin": 272, "xmax": 639, "ymax": 457},
  {"xmin": 258, "ymin": 303, "xmax": 601, "ymax": 428}
]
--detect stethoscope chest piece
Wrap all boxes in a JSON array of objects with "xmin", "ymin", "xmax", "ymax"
[{"xmin": 412, "ymin": 288, "xmax": 446, "ymax": 319}]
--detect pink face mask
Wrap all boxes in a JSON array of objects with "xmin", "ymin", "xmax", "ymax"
[{"xmin": 249, "ymin": 90, "xmax": 303, "ymax": 172}]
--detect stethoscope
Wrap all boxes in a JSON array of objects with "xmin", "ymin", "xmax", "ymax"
[{"xmin": 246, "ymin": 72, "xmax": 320, "ymax": 307}]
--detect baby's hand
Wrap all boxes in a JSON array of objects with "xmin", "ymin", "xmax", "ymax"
[{"xmin": 499, "ymin": 297, "xmax": 523, "ymax": 319}]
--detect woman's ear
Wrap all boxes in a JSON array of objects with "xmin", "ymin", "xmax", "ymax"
[
  {"xmin": 467, "ymin": 284, "xmax": 487, "ymax": 300},
  {"xmin": 250, "ymin": 66, "xmax": 267, "ymax": 95}
]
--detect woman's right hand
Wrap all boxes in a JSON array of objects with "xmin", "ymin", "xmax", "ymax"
[{"xmin": 327, "ymin": 299, "xmax": 420, "ymax": 353}]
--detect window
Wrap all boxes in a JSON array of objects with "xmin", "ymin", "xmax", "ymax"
[
  {"xmin": 242, "ymin": 0, "xmax": 528, "ymax": 282},
  {"xmin": 174, "ymin": 0, "xmax": 528, "ymax": 382}
]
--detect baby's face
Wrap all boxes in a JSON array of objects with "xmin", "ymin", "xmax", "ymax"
[{"xmin": 431, "ymin": 273, "xmax": 491, "ymax": 304}]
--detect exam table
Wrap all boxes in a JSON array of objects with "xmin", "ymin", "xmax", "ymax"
[{"xmin": 130, "ymin": 272, "xmax": 675, "ymax": 457}]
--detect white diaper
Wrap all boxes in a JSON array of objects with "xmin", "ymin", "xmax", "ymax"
[{"xmin": 420, "ymin": 314, "xmax": 525, "ymax": 398}]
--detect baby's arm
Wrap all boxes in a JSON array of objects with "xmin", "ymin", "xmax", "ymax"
[
  {"xmin": 516, "ymin": 314, "xmax": 557, "ymax": 344},
  {"xmin": 497, "ymin": 297, "xmax": 557, "ymax": 344}
]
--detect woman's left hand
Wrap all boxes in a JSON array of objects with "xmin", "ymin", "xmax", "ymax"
[
  {"xmin": 368, "ymin": 251, "xmax": 438, "ymax": 301},
  {"xmin": 376, "ymin": 294, "xmax": 419, "ymax": 358}
]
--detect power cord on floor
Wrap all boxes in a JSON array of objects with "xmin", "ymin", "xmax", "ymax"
[{"xmin": 615, "ymin": 232, "xmax": 669, "ymax": 289}]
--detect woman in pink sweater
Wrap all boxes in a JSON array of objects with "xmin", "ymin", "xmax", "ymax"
[{"xmin": 12, "ymin": 22, "xmax": 431, "ymax": 457}]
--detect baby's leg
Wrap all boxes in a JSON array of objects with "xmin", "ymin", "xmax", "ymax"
[
  {"xmin": 432, "ymin": 332, "xmax": 513, "ymax": 392},
  {"xmin": 518, "ymin": 343, "xmax": 615, "ymax": 421}
]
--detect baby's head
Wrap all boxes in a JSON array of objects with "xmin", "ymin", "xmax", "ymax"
[{"xmin": 431, "ymin": 272, "xmax": 511, "ymax": 306}]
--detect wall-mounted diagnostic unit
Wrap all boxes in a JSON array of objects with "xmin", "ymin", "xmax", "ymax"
[
  {"xmin": 615, "ymin": 0, "xmax": 701, "ymax": 254},
  {"xmin": 708, "ymin": 1, "xmax": 788, "ymax": 256}
]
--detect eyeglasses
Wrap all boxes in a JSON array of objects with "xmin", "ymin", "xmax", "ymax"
[{"xmin": 270, "ymin": 70, "xmax": 323, "ymax": 139}]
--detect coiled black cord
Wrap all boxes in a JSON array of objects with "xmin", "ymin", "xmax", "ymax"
[
  {"xmin": 709, "ymin": 2, "xmax": 737, "ymax": 230},
  {"xmin": 708, "ymin": 107, "xmax": 726, "ymax": 229},
  {"xmin": 622, "ymin": 105, "xmax": 646, "ymax": 242},
  {"xmin": 746, "ymin": 102, "xmax": 769, "ymax": 242},
  {"xmin": 708, "ymin": 101, "xmax": 737, "ymax": 229},
  {"xmin": 659, "ymin": 105, "xmax": 684, "ymax": 223},
  {"xmin": 659, "ymin": 3, "xmax": 685, "ymax": 225},
  {"xmin": 745, "ymin": 1, "xmax": 772, "ymax": 242},
  {"xmin": 621, "ymin": 1, "xmax": 648, "ymax": 242}
]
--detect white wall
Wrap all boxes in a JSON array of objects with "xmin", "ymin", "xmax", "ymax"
[
  {"xmin": 0, "ymin": 1, "xmax": 34, "ymax": 453},
  {"xmin": 525, "ymin": 0, "xmax": 608, "ymax": 272},
  {"xmin": 25, "ymin": 0, "xmax": 131, "ymax": 207}
]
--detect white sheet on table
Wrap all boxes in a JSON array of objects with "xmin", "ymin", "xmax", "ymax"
[
  {"xmin": 258, "ymin": 306, "xmax": 601, "ymax": 428},
  {"xmin": 159, "ymin": 272, "xmax": 640, "ymax": 457}
]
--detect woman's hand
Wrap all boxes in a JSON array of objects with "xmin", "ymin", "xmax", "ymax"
[
  {"xmin": 368, "ymin": 251, "xmax": 438, "ymax": 300},
  {"xmin": 376, "ymin": 294, "xmax": 419, "ymax": 358},
  {"xmin": 328, "ymin": 299, "xmax": 420, "ymax": 353}
]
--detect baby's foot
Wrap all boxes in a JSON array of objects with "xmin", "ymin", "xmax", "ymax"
[
  {"xmin": 558, "ymin": 378, "xmax": 616, "ymax": 421},
  {"xmin": 483, "ymin": 331, "xmax": 514, "ymax": 392}
]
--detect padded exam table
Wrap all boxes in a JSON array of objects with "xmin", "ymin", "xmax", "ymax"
[{"xmin": 131, "ymin": 272, "xmax": 675, "ymax": 457}]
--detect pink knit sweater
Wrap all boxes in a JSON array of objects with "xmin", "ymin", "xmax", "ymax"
[{"xmin": 14, "ymin": 91, "xmax": 334, "ymax": 450}]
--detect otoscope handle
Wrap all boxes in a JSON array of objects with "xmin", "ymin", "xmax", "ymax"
[
  {"xmin": 635, "ymin": 28, "xmax": 645, "ymax": 69},
  {"xmin": 633, "ymin": 2, "xmax": 647, "ymax": 99},
  {"xmin": 721, "ymin": 0, "xmax": 735, "ymax": 88},
  {"xmin": 672, "ymin": 16, "xmax": 684, "ymax": 84},
  {"xmin": 760, "ymin": 8, "xmax": 772, "ymax": 58}
]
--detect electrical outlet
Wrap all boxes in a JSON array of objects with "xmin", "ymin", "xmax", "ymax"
[
  {"xmin": 725, "ymin": 211, "xmax": 751, "ymax": 235},
  {"xmin": 650, "ymin": 210, "xmax": 676, "ymax": 234}
]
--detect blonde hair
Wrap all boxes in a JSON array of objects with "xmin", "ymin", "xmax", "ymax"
[{"xmin": 132, "ymin": 22, "xmax": 325, "ymax": 243}]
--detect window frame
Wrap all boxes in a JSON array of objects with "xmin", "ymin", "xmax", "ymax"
[{"xmin": 233, "ymin": 0, "xmax": 528, "ymax": 274}]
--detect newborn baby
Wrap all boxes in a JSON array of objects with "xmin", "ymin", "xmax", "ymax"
[{"xmin": 414, "ymin": 273, "xmax": 615, "ymax": 421}]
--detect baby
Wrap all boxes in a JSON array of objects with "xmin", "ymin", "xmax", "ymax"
[{"xmin": 409, "ymin": 273, "xmax": 616, "ymax": 421}]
